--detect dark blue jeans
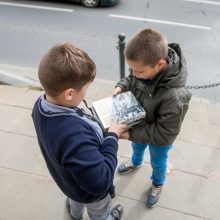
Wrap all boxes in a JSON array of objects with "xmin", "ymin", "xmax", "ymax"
[{"xmin": 131, "ymin": 142, "xmax": 172, "ymax": 185}]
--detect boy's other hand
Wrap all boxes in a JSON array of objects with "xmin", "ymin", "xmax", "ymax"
[
  {"xmin": 112, "ymin": 87, "xmax": 122, "ymax": 96},
  {"xmin": 108, "ymin": 119, "xmax": 129, "ymax": 137},
  {"xmin": 119, "ymin": 131, "xmax": 129, "ymax": 140}
]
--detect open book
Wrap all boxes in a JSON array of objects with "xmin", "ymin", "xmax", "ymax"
[{"xmin": 92, "ymin": 91, "xmax": 146, "ymax": 130}]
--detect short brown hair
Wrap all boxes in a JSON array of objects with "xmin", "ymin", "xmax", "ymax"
[
  {"xmin": 38, "ymin": 42, "xmax": 96, "ymax": 97},
  {"xmin": 124, "ymin": 29, "xmax": 168, "ymax": 67}
]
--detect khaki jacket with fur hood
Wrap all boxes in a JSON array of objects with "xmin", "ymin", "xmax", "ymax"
[{"xmin": 116, "ymin": 43, "xmax": 192, "ymax": 146}]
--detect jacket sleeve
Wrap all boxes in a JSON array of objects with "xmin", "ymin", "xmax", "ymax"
[
  {"xmin": 116, "ymin": 74, "xmax": 133, "ymax": 91},
  {"xmin": 61, "ymin": 120, "xmax": 119, "ymax": 196},
  {"xmin": 129, "ymin": 97, "xmax": 190, "ymax": 146}
]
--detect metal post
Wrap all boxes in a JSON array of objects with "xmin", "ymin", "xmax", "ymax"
[{"xmin": 117, "ymin": 33, "xmax": 126, "ymax": 79}]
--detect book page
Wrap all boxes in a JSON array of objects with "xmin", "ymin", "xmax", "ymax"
[
  {"xmin": 92, "ymin": 97, "xmax": 115, "ymax": 129},
  {"xmin": 92, "ymin": 91, "xmax": 146, "ymax": 129}
]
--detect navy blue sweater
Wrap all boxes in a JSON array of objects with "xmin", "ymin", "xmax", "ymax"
[{"xmin": 32, "ymin": 95, "xmax": 118, "ymax": 203}]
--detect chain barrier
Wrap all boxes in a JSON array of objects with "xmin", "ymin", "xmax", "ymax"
[{"xmin": 186, "ymin": 82, "xmax": 220, "ymax": 89}]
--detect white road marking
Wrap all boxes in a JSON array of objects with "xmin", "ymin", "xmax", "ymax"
[
  {"xmin": 183, "ymin": 0, "xmax": 220, "ymax": 6},
  {"xmin": 0, "ymin": 1, "xmax": 74, "ymax": 12},
  {"xmin": 110, "ymin": 14, "xmax": 211, "ymax": 30}
]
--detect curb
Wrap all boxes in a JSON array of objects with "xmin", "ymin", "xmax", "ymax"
[
  {"xmin": 0, "ymin": 64, "xmax": 218, "ymax": 104},
  {"xmin": 0, "ymin": 69, "xmax": 42, "ymax": 90}
]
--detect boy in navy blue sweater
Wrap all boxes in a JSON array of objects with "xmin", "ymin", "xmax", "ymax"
[{"xmin": 32, "ymin": 42, "xmax": 128, "ymax": 220}]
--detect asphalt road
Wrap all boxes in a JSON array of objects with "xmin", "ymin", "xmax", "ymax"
[{"xmin": 0, "ymin": 0, "xmax": 220, "ymax": 101}]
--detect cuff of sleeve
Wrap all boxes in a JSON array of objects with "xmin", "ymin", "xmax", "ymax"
[
  {"xmin": 106, "ymin": 132, "xmax": 119, "ymax": 140},
  {"xmin": 115, "ymin": 84, "xmax": 125, "ymax": 92}
]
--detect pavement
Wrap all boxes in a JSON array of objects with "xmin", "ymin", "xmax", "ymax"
[{"xmin": 0, "ymin": 66, "xmax": 220, "ymax": 220}]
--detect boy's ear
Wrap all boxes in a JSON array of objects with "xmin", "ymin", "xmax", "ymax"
[
  {"xmin": 157, "ymin": 59, "xmax": 167, "ymax": 71},
  {"xmin": 64, "ymin": 88, "xmax": 74, "ymax": 101}
]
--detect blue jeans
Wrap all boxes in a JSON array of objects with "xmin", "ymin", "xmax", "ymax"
[{"xmin": 131, "ymin": 142, "xmax": 172, "ymax": 185}]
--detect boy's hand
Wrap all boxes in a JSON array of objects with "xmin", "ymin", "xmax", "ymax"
[
  {"xmin": 119, "ymin": 131, "xmax": 129, "ymax": 140},
  {"xmin": 108, "ymin": 119, "xmax": 129, "ymax": 137},
  {"xmin": 112, "ymin": 87, "xmax": 122, "ymax": 96}
]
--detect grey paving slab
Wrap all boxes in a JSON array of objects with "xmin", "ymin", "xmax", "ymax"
[
  {"xmin": 200, "ymin": 179, "xmax": 220, "ymax": 220},
  {"xmin": 0, "ymin": 105, "xmax": 19, "ymax": 131},
  {"xmin": 0, "ymin": 134, "xmax": 49, "ymax": 177},
  {"xmin": 113, "ymin": 196, "xmax": 201, "ymax": 220},
  {"xmin": 170, "ymin": 140, "xmax": 220, "ymax": 177},
  {"xmin": 8, "ymin": 108, "xmax": 36, "ymax": 137},
  {"xmin": 159, "ymin": 171, "xmax": 220, "ymax": 220},
  {"xmin": 177, "ymin": 118, "xmax": 194, "ymax": 142},
  {"xmin": 15, "ymin": 88, "xmax": 43, "ymax": 109},
  {"xmin": 138, "ymin": 204, "xmax": 207, "ymax": 220},
  {"xmin": 0, "ymin": 85, "xmax": 28, "ymax": 106},
  {"xmin": 115, "ymin": 158, "xmax": 220, "ymax": 220},
  {"xmin": 207, "ymin": 103, "xmax": 220, "ymax": 125},
  {"xmin": 0, "ymin": 131, "xmax": 21, "ymax": 163},
  {"xmin": 34, "ymin": 182, "xmax": 70, "ymax": 220},
  {"xmin": 187, "ymin": 100, "xmax": 209, "ymax": 123},
  {"xmin": 178, "ymin": 118, "xmax": 220, "ymax": 148},
  {"xmin": 190, "ymin": 97, "xmax": 214, "ymax": 105},
  {"xmin": 113, "ymin": 195, "xmax": 206, "ymax": 220},
  {"xmin": 191, "ymin": 120, "xmax": 220, "ymax": 148},
  {"xmin": 0, "ymin": 105, "xmax": 36, "ymax": 136},
  {"xmin": 0, "ymin": 171, "xmax": 57, "ymax": 220},
  {"xmin": 86, "ymin": 79, "xmax": 116, "ymax": 101},
  {"xmin": 0, "ymin": 167, "xmax": 16, "ymax": 199}
]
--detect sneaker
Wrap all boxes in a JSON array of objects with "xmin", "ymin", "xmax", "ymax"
[
  {"xmin": 118, "ymin": 160, "xmax": 143, "ymax": 175},
  {"xmin": 66, "ymin": 198, "xmax": 83, "ymax": 220},
  {"xmin": 146, "ymin": 185, "xmax": 162, "ymax": 208},
  {"xmin": 110, "ymin": 204, "xmax": 123, "ymax": 220}
]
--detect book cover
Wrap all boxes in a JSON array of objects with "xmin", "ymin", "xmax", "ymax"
[{"xmin": 92, "ymin": 91, "xmax": 146, "ymax": 130}]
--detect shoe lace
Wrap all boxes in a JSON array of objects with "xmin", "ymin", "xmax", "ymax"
[{"xmin": 151, "ymin": 186, "xmax": 161, "ymax": 197}]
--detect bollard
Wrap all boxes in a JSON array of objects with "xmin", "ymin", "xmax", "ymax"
[{"xmin": 117, "ymin": 33, "xmax": 126, "ymax": 79}]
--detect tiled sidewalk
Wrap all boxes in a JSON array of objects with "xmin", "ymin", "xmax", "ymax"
[{"xmin": 0, "ymin": 81, "xmax": 219, "ymax": 220}]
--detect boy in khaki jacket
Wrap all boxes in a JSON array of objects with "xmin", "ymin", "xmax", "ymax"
[{"xmin": 113, "ymin": 29, "xmax": 191, "ymax": 208}]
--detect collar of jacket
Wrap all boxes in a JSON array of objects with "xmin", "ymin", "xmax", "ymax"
[{"xmin": 38, "ymin": 95, "xmax": 104, "ymax": 143}]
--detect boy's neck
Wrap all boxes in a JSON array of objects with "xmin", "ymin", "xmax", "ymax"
[
  {"xmin": 46, "ymin": 94, "xmax": 63, "ymax": 105},
  {"xmin": 46, "ymin": 94, "xmax": 76, "ymax": 108}
]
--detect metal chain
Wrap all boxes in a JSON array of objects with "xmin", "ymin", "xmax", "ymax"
[{"xmin": 186, "ymin": 82, "xmax": 220, "ymax": 89}]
